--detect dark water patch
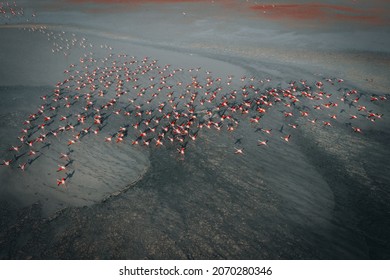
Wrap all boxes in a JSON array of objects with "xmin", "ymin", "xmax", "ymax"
[{"xmin": 295, "ymin": 125, "xmax": 390, "ymax": 259}]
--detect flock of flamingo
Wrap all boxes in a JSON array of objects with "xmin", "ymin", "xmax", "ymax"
[
  {"xmin": 0, "ymin": 1, "xmax": 35, "ymax": 23},
  {"xmin": 0, "ymin": 1, "xmax": 387, "ymax": 188}
]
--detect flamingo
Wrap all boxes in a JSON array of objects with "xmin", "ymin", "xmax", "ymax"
[
  {"xmin": 9, "ymin": 145, "xmax": 21, "ymax": 152},
  {"xmin": 60, "ymin": 153, "xmax": 70, "ymax": 160},
  {"xmin": 258, "ymin": 140, "xmax": 268, "ymax": 146},
  {"xmin": 1, "ymin": 160, "xmax": 12, "ymax": 166},
  {"xmin": 281, "ymin": 135, "xmax": 291, "ymax": 142},
  {"xmin": 57, "ymin": 177, "xmax": 66, "ymax": 187},
  {"xmin": 18, "ymin": 163, "xmax": 27, "ymax": 171},
  {"xmin": 57, "ymin": 165, "xmax": 66, "ymax": 172},
  {"xmin": 177, "ymin": 147, "xmax": 186, "ymax": 155},
  {"xmin": 155, "ymin": 138, "xmax": 164, "ymax": 146},
  {"xmin": 261, "ymin": 128, "xmax": 272, "ymax": 134}
]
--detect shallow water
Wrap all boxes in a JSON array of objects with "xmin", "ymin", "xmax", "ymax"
[
  {"xmin": 1, "ymin": 67, "xmax": 389, "ymax": 259},
  {"xmin": 1, "ymin": 124, "xmax": 389, "ymax": 259},
  {"xmin": 0, "ymin": 12, "xmax": 390, "ymax": 259}
]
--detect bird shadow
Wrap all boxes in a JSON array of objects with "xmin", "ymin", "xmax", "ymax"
[
  {"xmin": 65, "ymin": 170, "xmax": 75, "ymax": 179},
  {"xmin": 28, "ymin": 154, "xmax": 41, "ymax": 165}
]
